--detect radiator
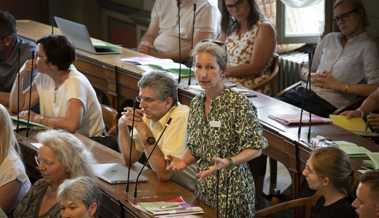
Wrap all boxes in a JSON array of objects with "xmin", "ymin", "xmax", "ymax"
[{"xmin": 278, "ymin": 52, "xmax": 309, "ymax": 91}]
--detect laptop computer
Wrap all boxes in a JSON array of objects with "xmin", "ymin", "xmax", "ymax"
[
  {"xmin": 54, "ymin": 16, "xmax": 121, "ymax": 55},
  {"xmin": 92, "ymin": 163, "xmax": 147, "ymax": 184}
]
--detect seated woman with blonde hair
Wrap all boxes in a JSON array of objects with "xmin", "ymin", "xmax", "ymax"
[
  {"xmin": 303, "ymin": 147, "xmax": 357, "ymax": 218},
  {"xmin": 0, "ymin": 104, "xmax": 31, "ymax": 213},
  {"xmin": 58, "ymin": 176, "xmax": 101, "ymax": 218},
  {"xmin": 13, "ymin": 129, "xmax": 95, "ymax": 218}
]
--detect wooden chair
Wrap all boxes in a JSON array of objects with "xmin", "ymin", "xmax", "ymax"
[
  {"xmin": 256, "ymin": 192, "xmax": 321, "ymax": 218},
  {"xmin": 101, "ymin": 104, "xmax": 118, "ymax": 136},
  {"xmin": 251, "ymin": 54, "xmax": 280, "ymax": 96}
]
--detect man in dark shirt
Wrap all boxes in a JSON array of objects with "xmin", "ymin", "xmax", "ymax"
[
  {"xmin": 0, "ymin": 10, "xmax": 35, "ymax": 106},
  {"xmin": 353, "ymin": 170, "xmax": 379, "ymax": 218}
]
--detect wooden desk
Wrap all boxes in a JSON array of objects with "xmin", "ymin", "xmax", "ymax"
[
  {"xmin": 17, "ymin": 130, "xmax": 215, "ymax": 218},
  {"xmin": 17, "ymin": 20, "xmax": 379, "ymax": 202}
]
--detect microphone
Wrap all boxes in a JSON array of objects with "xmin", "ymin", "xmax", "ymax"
[
  {"xmin": 177, "ymin": 0, "xmax": 182, "ymax": 84},
  {"xmin": 26, "ymin": 51, "xmax": 35, "ymax": 137},
  {"xmin": 125, "ymin": 99, "xmax": 138, "ymax": 193},
  {"xmin": 133, "ymin": 118, "xmax": 172, "ymax": 199},
  {"xmin": 298, "ymin": 49, "xmax": 314, "ymax": 142},
  {"xmin": 16, "ymin": 46, "xmax": 21, "ymax": 131},
  {"xmin": 187, "ymin": 3, "xmax": 197, "ymax": 87}
]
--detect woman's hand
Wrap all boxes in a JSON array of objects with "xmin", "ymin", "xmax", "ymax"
[
  {"xmin": 340, "ymin": 110, "xmax": 362, "ymax": 118},
  {"xmin": 367, "ymin": 113, "xmax": 379, "ymax": 131},
  {"xmin": 166, "ymin": 155, "xmax": 188, "ymax": 171},
  {"xmin": 312, "ymin": 71, "xmax": 343, "ymax": 90},
  {"xmin": 19, "ymin": 110, "xmax": 40, "ymax": 123},
  {"xmin": 196, "ymin": 157, "xmax": 231, "ymax": 179}
]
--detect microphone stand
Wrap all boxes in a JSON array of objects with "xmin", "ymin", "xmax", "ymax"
[
  {"xmin": 187, "ymin": 3, "xmax": 197, "ymax": 87},
  {"xmin": 26, "ymin": 52, "xmax": 35, "ymax": 137},
  {"xmin": 306, "ymin": 51, "xmax": 314, "ymax": 143},
  {"xmin": 177, "ymin": 0, "xmax": 182, "ymax": 84},
  {"xmin": 125, "ymin": 99, "xmax": 137, "ymax": 193},
  {"xmin": 133, "ymin": 118, "xmax": 172, "ymax": 199}
]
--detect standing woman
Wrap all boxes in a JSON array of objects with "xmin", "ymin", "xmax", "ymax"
[
  {"xmin": 303, "ymin": 147, "xmax": 356, "ymax": 218},
  {"xmin": 167, "ymin": 41, "xmax": 267, "ymax": 217},
  {"xmin": 0, "ymin": 104, "xmax": 31, "ymax": 213},
  {"xmin": 220, "ymin": 0, "xmax": 276, "ymax": 93}
]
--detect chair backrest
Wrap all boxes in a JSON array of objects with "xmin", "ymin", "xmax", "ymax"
[
  {"xmin": 101, "ymin": 104, "xmax": 118, "ymax": 136},
  {"xmin": 251, "ymin": 53, "xmax": 280, "ymax": 96},
  {"xmin": 256, "ymin": 192, "xmax": 321, "ymax": 218}
]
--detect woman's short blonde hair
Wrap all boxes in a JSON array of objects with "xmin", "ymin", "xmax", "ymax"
[
  {"xmin": 0, "ymin": 104, "xmax": 18, "ymax": 164},
  {"xmin": 192, "ymin": 40, "xmax": 227, "ymax": 71},
  {"xmin": 36, "ymin": 129, "xmax": 96, "ymax": 178}
]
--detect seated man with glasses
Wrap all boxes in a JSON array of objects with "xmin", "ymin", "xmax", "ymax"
[
  {"xmin": 0, "ymin": 10, "xmax": 35, "ymax": 107},
  {"xmin": 118, "ymin": 71, "xmax": 193, "ymax": 186},
  {"xmin": 279, "ymin": 0, "xmax": 379, "ymax": 118}
]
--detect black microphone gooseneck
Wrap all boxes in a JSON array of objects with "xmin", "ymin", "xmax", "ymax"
[
  {"xmin": 26, "ymin": 51, "xmax": 35, "ymax": 137},
  {"xmin": 126, "ymin": 99, "xmax": 137, "ymax": 193},
  {"xmin": 306, "ymin": 51, "xmax": 314, "ymax": 142},
  {"xmin": 188, "ymin": 3, "xmax": 197, "ymax": 87},
  {"xmin": 133, "ymin": 118, "xmax": 172, "ymax": 199},
  {"xmin": 16, "ymin": 46, "xmax": 21, "ymax": 131},
  {"xmin": 177, "ymin": 0, "xmax": 182, "ymax": 84}
]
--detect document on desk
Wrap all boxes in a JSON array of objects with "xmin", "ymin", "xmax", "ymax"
[
  {"xmin": 269, "ymin": 113, "xmax": 331, "ymax": 126},
  {"xmin": 121, "ymin": 56, "xmax": 192, "ymax": 77},
  {"xmin": 329, "ymin": 115, "xmax": 379, "ymax": 136},
  {"xmin": 92, "ymin": 163, "xmax": 147, "ymax": 184},
  {"xmin": 11, "ymin": 115, "xmax": 47, "ymax": 130},
  {"xmin": 364, "ymin": 152, "xmax": 379, "ymax": 169},
  {"xmin": 334, "ymin": 141, "xmax": 370, "ymax": 158}
]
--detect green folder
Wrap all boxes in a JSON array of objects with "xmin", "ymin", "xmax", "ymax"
[{"xmin": 11, "ymin": 115, "xmax": 47, "ymax": 130}]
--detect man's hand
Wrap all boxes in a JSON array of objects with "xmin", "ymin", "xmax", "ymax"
[
  {"xmin": 137, "ymin": 41, "xmax": 154, "ymax": 54},
  {"xmin": 166, "ymin": 155, "xmax": 188, "ymax": 171},
  {"xmin": 367, "ymin": 113, "xmax": 379, "ymax": 131},
  {"xmin": 340, "ymin": 110, "xmax": 362, "ymax": 118},
  {"xmin": 118, "ymin": 107, "xmax": 144, "ymax": 129}
]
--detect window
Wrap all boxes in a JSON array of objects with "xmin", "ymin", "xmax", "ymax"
[{"xmin": 277, "ymin": 0, "xmax": 325, "ymax": 44}]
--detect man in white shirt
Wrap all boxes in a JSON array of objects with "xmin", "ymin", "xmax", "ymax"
[
  {"xmin": 137, "ymin": 0, "xmax": 221, "ymax": 62},
  {"xmin": 118, "ymin": 71, "xmax": 191, "ymax": 182}
]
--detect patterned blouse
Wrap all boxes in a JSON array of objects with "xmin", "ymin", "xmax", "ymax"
[
  {"xmin": 226, "ymin": 21, "xmax": 273, "ymax": 94},
  {"xmin": 187, "ymin": 89, "xmax": 268, "ymax": 218},
  {"xmin": 13, "ymin": 179, "xmax": 61, "ymax": 218}
]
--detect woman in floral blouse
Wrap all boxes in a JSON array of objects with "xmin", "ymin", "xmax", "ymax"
[{"xmin": 167, "ymin": 40, "xmax": 267, "ymax": 217}]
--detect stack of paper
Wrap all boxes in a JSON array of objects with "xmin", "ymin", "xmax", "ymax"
[
  {"xmin": 135, "ymin": 196, "xmax": 203, "ymax": 217},
  {"xmin": 121, "ymin": 56, "xmax": 192, "ymax": 77},
  {"xmin": 363, "ymin": 152, "xmax": 379, "ymax": 169},
  {"xmin": 334, "ymin": 141, "xmax": 370, "ymax": 158}
]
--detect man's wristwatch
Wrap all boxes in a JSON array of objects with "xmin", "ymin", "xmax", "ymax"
[{"xmin": 146, "ymin": 136, "xmax": 156, "ymax": 146}]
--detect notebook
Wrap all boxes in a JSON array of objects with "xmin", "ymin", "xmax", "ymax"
[
  {"xmin": 54, "ymin": 16, "xmax": 121, "ymax": 55},
  {"xmin": 92, "ymin": 163, "xmax": 147, "ymax": 184}
]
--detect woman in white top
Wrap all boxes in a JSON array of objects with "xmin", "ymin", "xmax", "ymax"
[{"xmin": 0, "ymin": 104, "xmax": 31, "ymax": 213}]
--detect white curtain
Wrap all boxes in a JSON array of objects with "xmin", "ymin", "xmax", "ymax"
[{"xmin": 280, "ymin": 0, "xmax": 322, "ymax": 8}]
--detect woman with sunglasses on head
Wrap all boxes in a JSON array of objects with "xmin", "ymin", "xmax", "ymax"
[
  {"xmin": 279, "ymin": 0, "xmax": 379, "ymax": 118},
  {"xmin": 0, "ymin": 104, "xmax": 31, "ymax": 214},
  {"xmin": 167, "ymin": 40, "xmax": 267, "ymax": 218},
  {"xmin": 13, "ymin": 129, "xmax": 95, "ymax": 218},
  {"xmin": 219, "ymin": 0, "xmax": 276, "ymax": 94},
  {"xmin": 303, "ymin": 147, "xmax": 356, "ymax": 218}
]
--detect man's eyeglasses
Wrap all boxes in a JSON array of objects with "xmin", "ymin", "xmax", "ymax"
[
  {"xmin": 135, "ymin": 95, "xmax": 160, "ymax": 103},
  {"xmin": 333, "ymin": 9, "xmax": 358, "ymax": 23}
]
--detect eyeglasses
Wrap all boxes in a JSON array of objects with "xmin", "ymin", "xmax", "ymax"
[
  {"xmin": 35, "ymin": 156, "xmax": 54, "ymax": 167},
  {"xmin": 333, "ymin": 9, "xmax": 358, "ymax": 23},
  {"xmin": 135, "ymin": 95, "xmax": 160, "ymax": 103},
  {"xmin": 225, "ymin": 0, "xmax": 244, "ymax": 9}
]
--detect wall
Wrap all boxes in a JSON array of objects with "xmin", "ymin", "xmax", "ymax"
[{"xmin": 363, "ymin": 0, "xmax": 379, "ymax": 38}]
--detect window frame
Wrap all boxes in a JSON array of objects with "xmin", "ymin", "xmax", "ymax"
[{"xmin": 276, "ymin": 0, "xmax": 326, "ymax": 44}]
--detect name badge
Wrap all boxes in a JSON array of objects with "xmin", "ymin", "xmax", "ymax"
[{"xmin": 209, "ymin": 120, "xmax": 221, "ymax": 128}]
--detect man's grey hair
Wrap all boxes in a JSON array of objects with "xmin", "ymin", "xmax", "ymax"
[
  {"xmin": 36, "ymin": 129, "xmax": 96, "ymax": 178},
  {"xmin": 58, "ymin": 176, "xmax": 101, "ymax": 208},
  {"xmin": 138, "ymin": 71, "xmax": 178, "ymax": 105}
]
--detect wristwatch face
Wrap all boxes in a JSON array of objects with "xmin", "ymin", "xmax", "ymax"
[{"xmin": 146, "ymin": 136, "xmax": 156, "ymax": 145}]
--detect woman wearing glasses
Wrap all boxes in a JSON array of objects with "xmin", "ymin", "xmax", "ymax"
[
  {"xmin": 219, "ymin": 0, "xmax": 276, "ymax": 94},
  {"xmin": 0, "ymin": 104, "xmax": 30, "ymax": 214},
  {"xmin": 279, "ymin": 0, "xmax": 379, "ymax": 118},
  {"xmin": 13, "ymin": 129, "xmax": 95, "ymax": 218},
  {"xmin": 167, "ymin": 41, "xmax": 267, "ymax": 217}
]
